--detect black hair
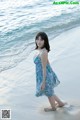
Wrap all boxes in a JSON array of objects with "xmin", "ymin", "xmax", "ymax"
[{"xmin": 34, "ymin": 32, "xmax": 50, "ymax": 52}]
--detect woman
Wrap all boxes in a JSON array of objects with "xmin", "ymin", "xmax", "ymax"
[{"xmin": 33, "ymin": 32, "xmax": 67, "ymax": 112}]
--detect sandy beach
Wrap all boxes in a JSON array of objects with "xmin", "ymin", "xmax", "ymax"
[{"xmin": 0, "ymin": 26, "xmax": 80, "ymax": 120}]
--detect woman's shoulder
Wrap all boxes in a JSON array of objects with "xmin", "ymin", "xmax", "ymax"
[
  {"xmin": 34, "ymin": 48, "xmax": 48, "ymax": 58},
  {"xmin": 41, "ymin": 48, "xmax": 48, "ymax": 55},
  {"xmin": 40, "ymin": 48, "xmax": 48, "ymax": 59}
]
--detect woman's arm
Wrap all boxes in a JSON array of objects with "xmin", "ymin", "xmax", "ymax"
[{"xmin": 41, "ymin": 49, "xmax": 48, "ymax": 82}]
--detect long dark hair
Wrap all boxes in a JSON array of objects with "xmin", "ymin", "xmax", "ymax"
[{"xmin": 34, "ymin": 32, "xmax": 50, "ymax": 52}]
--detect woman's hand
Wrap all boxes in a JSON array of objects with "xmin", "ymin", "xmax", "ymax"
[{"xmin": 41, "ymin": 81, "xmax": 46, "ymax": 90}]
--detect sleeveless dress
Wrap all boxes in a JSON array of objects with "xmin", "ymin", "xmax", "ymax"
[{"xmin": 33, "ymin": 54, "xmax": 60, "ymax": 97}]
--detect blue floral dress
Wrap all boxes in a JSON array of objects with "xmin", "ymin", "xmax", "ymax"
[{"xmin": 33, "ymin": 54, "xmax": 60, "ymax": 97}]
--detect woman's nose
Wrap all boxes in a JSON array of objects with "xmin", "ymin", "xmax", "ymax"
[{"xmin": 38, "ymin": 40, "xmax": 41, "ymax": 43}]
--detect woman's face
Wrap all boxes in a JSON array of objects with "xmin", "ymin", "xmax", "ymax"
[{"xmin": 35, "ymin": 36, "xmax": 44, "ymax": 49}]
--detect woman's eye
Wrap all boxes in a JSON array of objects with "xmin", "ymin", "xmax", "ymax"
[{"xmin": 36, "ymin": 39, "xmax": 43, "ymax": 41}]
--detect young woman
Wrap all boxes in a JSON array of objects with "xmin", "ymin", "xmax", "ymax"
[{"xmin": 33, "ymin": 32, "xmax": 67, "ymax": 112}]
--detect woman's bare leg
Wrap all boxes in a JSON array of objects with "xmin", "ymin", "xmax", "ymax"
[
  {"xmin": 44, "ymin": 96, "xmax": 56, "ymax": 111},
  {"xmin": 48, "ymin": 96, "xmax": 56, "ymax": 108}
]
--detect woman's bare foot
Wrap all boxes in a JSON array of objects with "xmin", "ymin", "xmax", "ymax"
[
  {"xmin": 44, "ymin": 107, "xmax": 56, "ymax": 112},
  {"xmin": 58, "ymin": 102, "xmax": 67, "ymax": 107}
]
